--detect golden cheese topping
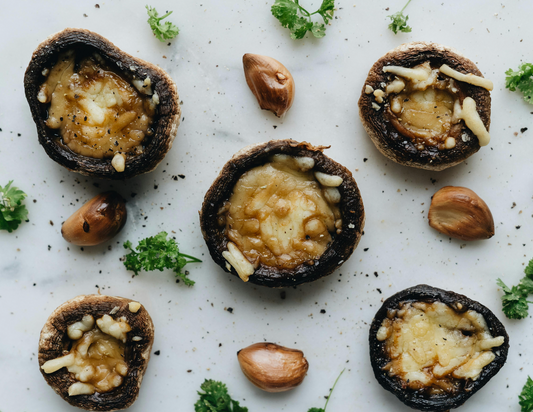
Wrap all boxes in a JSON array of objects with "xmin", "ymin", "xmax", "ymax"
[
  {"xmin": 222, "ymin": 154, "xmax": 341, "ymax": 275},
  {"xmin": 377, "ymin": 301, "xmax": 504, "ymax": 395},
  {"xmin": 384, "ymin": 62, "xmax": 464, "ymax": 151},
  {"xmin": 41, "ymin": 314, "xmax": 130, "ymax": 396},
  {"xmin": 38, "ymin": 50, "xmax": 157, "ymax": 168}
]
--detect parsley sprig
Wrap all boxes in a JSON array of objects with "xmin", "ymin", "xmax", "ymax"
[
  {"xmin": 271, "ymin": 0, "xmax": 335, "ymax": 40},
  {"xmin": 506, "ymin": 63, "xmax": 533, "ymax": 104},
  {"xmin": 520, "ymin": 376, "xmax": 533, "ymax": 412},
  {"xmin": 388, "ymin": 0, "xmax": 413, "ymax": 34},
  {"xmin": 497, "ymin": 258, "xmax": 533, "ymax": 319},
  {"xmin": 194, "ymin": 379, "xmax": 248, "ymax": 412},
  {"xmin": 146, "ymin": 5, "xmax": 180, "ymax": 41},
  {"xmin": 0, "ymin": 181, "xmax": 28, "ymax": 233},
  {"xmin": 307, "ymin": 369, "xmax": 345, "ymax": 412},
  {"xmin": 123, "ymin": 231, "xmax": 201, "ymax": 285}
]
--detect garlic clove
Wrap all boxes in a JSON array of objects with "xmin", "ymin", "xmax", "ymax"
[
  {"xmin": 61, "ymin": 191, "xmax": 127, "ymax": 246},
  {"xmin": 428, "ymin": 186, "xmax": 494, "ymax": 241},
  {"xmin": 243, "ymin": 54, "xmax": 295, "ymax": 117},
  {"xmin": 237, "ymin": 342, "xmax": 308, "ymax": 392}
]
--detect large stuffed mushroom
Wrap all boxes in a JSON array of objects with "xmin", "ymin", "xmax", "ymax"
[{"xmin": 200, "ymin": 140, "xmax": 365, "ymax": 287}]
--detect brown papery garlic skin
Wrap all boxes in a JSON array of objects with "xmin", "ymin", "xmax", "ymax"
[
  {"xmin": 428, "ymin": 186, "xmax": 494, "ymax": 241},
  {"xmin": 237, "ymin": 342, "xmax": 308, "ymax": 392},
  {"xmin": 62, "ymin": 191, "xmax": 127, "ymax": 246},
  {"xmin": 243, "ymin": 54, "xmax": 295, "ymax": 117}
]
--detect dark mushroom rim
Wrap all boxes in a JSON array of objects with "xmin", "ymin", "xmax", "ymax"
[
  {"xmin": 24, "ymin": 28, "xmax": 179, "ymax": 179},
  {"xmin": 200, "ymin": 139, "xmax": 365, "ymax": 287},
  {"xmin": 368, "ymin": 284, "xmax": 509, "ymax": 412},
  {"xmin": 358, "ymin": 44, "xmax": 491, "ymax": 168},
  {"xmin": 38, "ymin": 295, "xmax": 154, "ymax": 411}
]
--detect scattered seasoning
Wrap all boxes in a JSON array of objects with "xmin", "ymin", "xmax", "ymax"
[
  {"xmin": 47, "ymin": 245, "xmax": 51, "ymax": 251},
  {"xmin": 364, "ymin": 248, "xmax": 369, "ymax": 252},
  {"xmin": 226, "ymin": 307, "xmax": 234, "ymax": 314},
  {"xmin": 95, "ymin": 4, "xmax": 100, "ymax": 8},
  {"xmin": 320, "ymin": 309, "xmax": 326, "ymax": 314},
  {"xmin": 178, "ymin": 174, "xmax": 185, "ymax": 179},
  {"xmin": 521, "ymin": 127, "xmax": 528, "ymax": 133},
  {"xmin": 374, "ymin": 272, "xmax": 379, "ymax": 277},
  {"xmin": 49, "ymin": 220, "xmax": 54, "ymax": 226},
  {"xmin": 154, "ymin": 350, "xmax": 160, "ymax": 356}
]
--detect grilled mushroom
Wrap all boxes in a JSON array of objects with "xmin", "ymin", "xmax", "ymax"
[
  {"xmin": 369, "ymin": 285, "xmax": 508, "ymax": 411},
  {"xmin": 38, "ymin": 295, "xmax": 154, "ymax": 411},
  {"xmin": 358, "ymin": 42, "xmax": 492, "ymax": 171},
  {"xmin": 199, "ymin": 140, "xmax": 365, "ymax": 287},
  {"xmin": 24, "ymin": 28, "xmax": 180, "ymax": 179}
]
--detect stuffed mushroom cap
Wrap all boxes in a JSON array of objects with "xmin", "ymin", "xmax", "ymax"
[
  {"xmin": 24, "ymin": 28, "xmax": 180, "ymax": 179},
  {"xmin": 38, "ymin": 295, "xmax": 154, "ymax": 411},
  {"xmin": 369, "ymin": 284, "xmax": 508, "ymax": 411},
  {"xmin": 359, "ymin": 42, "xmax": 492, "ymax": 171},
  {"xmin": 199, "ymin": 139, "xmax": 365, "ymax": 287}
]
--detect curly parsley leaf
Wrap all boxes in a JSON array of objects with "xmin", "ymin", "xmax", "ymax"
[
  {"xmin": 194, "ymin": 379, "xmax": 248, "ymax": 412},
  {"xmin": 388, "ymin": 0, "xmax": 413, "ymax": 34},
  {"xmin": 0, "ymin": 181, "xmax": 28, "ymax": 233},
  {"xmin": 146, "ymin": 5, "xmax": 179, "ymax": 41},
  {"xmin": 307, "ymin": 369, "xmax": 345, "ymax": 412},
  {"xmin": 520, "ymin": 376, "xmax": 533, "ymax": 412},
  {"xmin": 271, "ymin": 0, "xmax": 335, "ymax": 40},
  {"xmin": 497, "ymin": 259, "xmax": 533, "ymax": 319},
  {"xmin": 506, "ymin": 63, "xmax": 533, "ymax": 104},
  {"xmin": 123, "ymin": 231, "xmax": 201, "ymax": 285}
]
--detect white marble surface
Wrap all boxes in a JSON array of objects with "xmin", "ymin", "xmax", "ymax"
[{"xmin": 1, "ymin": 0, "xmax": 532, "ymax": 411}]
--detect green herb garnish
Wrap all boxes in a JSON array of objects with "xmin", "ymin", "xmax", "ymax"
[
  {"xmin": 0, "ymin": 181, "xmax": 28, "ymax": 233},
  {"xmin": 497, "ymin": 258, "xmax": 533, "ymax": 319},
  {"xmin": 307, "ymin": 369, "xmax": 345, "ymax": 412},
  {"xmin": 520, "ymin": 376, "xmax": 533, "ymax": 412},
  {"xmin": 506, "ymin": 63, "xmax": 533, "ymax": 104},
  {"xmin": 146, "ymin": 5, "xmax": 180, "ymax": 41},
  {"xmin": 123, "ymin": 231, "xmax": 201, "ymax": 285},
  {"xmin": 194, "ymin": 379, "xmax": 248, "ymax": 412},
  {"xmin": 388, "ymin": 0, "xmax": 412, "ymax": 34},
  {"xmin": 271, "ymin": 0, "xmax": 335, "ymax": 40}
]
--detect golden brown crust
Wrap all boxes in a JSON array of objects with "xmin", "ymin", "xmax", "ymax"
[
  {"xmin": 38, "ymin": 295, "xmax": 154, "ymax": 411},
  {"xmin": 24, "ymin": 28, "xmax": 180, "ymax": 179},
  {"xmin": 199, "ymin": 139, "xmax": 365, "ymax": 287},
  {"xmin": 358, "ymin": 42, "xmax": 491, "ymax": 171}
]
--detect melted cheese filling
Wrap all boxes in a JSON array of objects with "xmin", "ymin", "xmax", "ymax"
[
  {"xmin": 377, "ymin": 301, "xmax": 504, "ymax": 395},
  {"xmin": 222, "ymin": 155, "xmax": 341, "ymax": 273},
  {"xmin": 38, "ymin": 50, "xmax": 156, "ymax": 162},
  {"xmin": 41, "ymin": 315, "xmax": 130, "ymax": 395},
  {"xmin": 386, "ymin": 62, "xmax": 463, "ymax": 151}
]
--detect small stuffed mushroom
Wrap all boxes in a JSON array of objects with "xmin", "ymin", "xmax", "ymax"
[
  {"xmin": 24, "ymin": 28, "xmax": 180, "ymax": 179},
  {"xmin": 199, "ymin": 140, "xmax": 365, "ymax": 287},
  {"xmin": 38, "ymin": 295, "xmax": 154, "ymax": 411},
  {"xmin": 369, "ymin": 285, "xmax": 509, "ymax": 412},
  {"xmin": 358, "ymin": 42, "xmax": 492, "ymax": 171}
]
